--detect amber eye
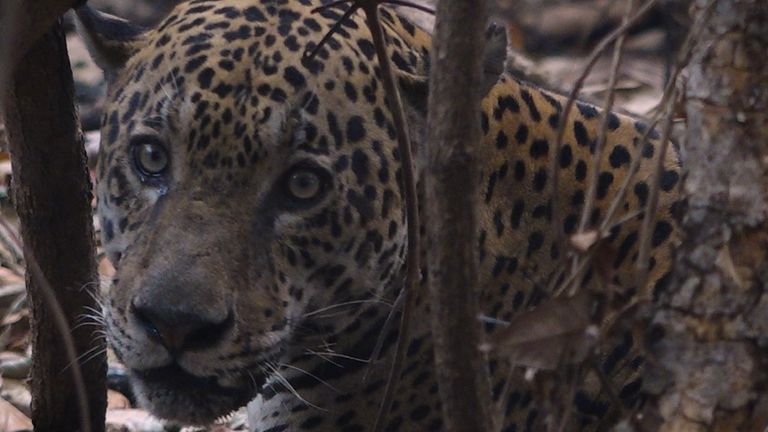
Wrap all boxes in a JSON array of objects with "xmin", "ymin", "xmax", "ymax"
[
  {"xmin": 132, "ymin": 140, "xmax": 169, "ymax": 177},
  {"xmin": 287, "ymin": 169, "xmax": 322, "ymax": 200}
]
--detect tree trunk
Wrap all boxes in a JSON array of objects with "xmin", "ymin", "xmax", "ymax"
[
  {"xmin": 0, "ymin": 0, "xmax": 85, "ymax": 73},
  {"xmin": 424, "ymin": 1, "xmax": 493, "ymax": 431},
  {"xmin": 2, "ymin": 20, "xmax": 107, "ymax": 432},
  {"xmin": 641, "ymin": 0, "xmax": 768, "ymax": 430}
]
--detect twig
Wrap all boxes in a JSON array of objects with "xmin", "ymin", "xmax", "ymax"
[
  {"xmin": 597, "ymin": 0, "xmax": 717, "ymax": 238},
  {"xmin": 27, "ymin": 255, "xmax": 91, "ymax": 432},
  {"xmin": 305, "ymin": 4, "xmax": 360, "ymax": 60},
  {"xmin": 554, "ymin": 364, "xmax": 582, "ymax": 432},
  {"xmin": 556, "ymin": 0, "xmax": 716, "ymax": 300},
  {"xmin": 378, "ymin": 0, "xmax": 434, "ymax": 14},
  {"xmin": 308, "ymin": 3, "xmax": 422, "ymax": 431},
  {"xmin": 633, "ymin": 94, "xmax": 678, "ymax": 291},
  {"xmin": 423, "ymin": 0, "xmax": 493, "ymax": 430},
  {"xmin": 588, "ymin": 356, "xmax": 626, "ymax": 428},
  {"xmin": 0, "ymin": 216, "xmax": 25, "ymax": 273},
  {"xmin": 576, "ymin": 0, "xmax": 635, "ymax": 235},
  {"xmin": 633, "ymin": 0, "xmax": 718, "ymax": 293},
  {"xmin": 363, "ymin": 286, "xmax": 403, "ymax": 381},
  {"xmin": 549, "ymin": 0, "xmax": 659, "ymax": 250},
  {"xmin": 566, "ymin": 0, "xmax": 635, "ymax": 293},
  {"xmin": 361, "ymin": 5, "xmax": 421, "ymax": 431}
]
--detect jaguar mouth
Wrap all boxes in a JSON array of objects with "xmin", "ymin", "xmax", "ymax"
[{"xmin": 131, "ymin": 363, "xmax": 264, "ymax": 424}]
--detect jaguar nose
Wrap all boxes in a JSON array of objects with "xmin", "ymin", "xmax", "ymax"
[{"xmin": 131, "ymin": 302, "xmax": 234, "ymax": 354}]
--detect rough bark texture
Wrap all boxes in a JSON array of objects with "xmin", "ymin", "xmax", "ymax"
[
  {"xmin": 0, "ymin": 0, "xmax": 84, "ymax": 71},
  {"xmin": 641, "ymin": 0, "xmax": 768, "ymax": 430},
  {"xmin": 424, "ymin": 1, "xmax": 493, "ymax": 431},
  {"xmin": 3, "ymin": 21, "xmax": 106, "ymax": 432}
]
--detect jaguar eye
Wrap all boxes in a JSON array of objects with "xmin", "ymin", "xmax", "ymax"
[
  {"xmin": 132, "ymin": 140, "xmax": 169, "ymax": 177},
  {"xmin": 286, "ymin": 169, "xmax": 322, "ymax": 200}
]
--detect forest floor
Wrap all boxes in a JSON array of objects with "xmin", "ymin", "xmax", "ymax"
[{"xmin": 0, "ymin": 0, "xmax": 689, "ymax": 430}]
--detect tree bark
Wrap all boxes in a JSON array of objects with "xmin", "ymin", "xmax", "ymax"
[
  {"xmin": 0, "ymin": 0, "xmax": 85, "ymax": 74},
  {"xmin": 641, "ymin": 0, "xmax": 768, "ymax": 430},
  {"xmin": 2, "ymin": 20, "xmax": 106, "ymax": 432},
  {"xmin": 424, "ymin": 1, "xmax": 493, "ymax": 431}
]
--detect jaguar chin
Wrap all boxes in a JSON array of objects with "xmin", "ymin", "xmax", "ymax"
[{"xmin": 130, "ymin": 364, "xmax": 264, "ymax": 424}]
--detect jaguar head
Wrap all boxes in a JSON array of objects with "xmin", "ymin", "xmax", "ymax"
[
  {"xmin": 76, "ymin": 0, "xmax": 431, "ymax": 423},
  {"xmin": 77, "ymin": 0, "xmax": 507, "ymax": 422}
]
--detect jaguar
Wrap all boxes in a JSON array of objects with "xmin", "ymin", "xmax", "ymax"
[{"xmin": 76, "ymin": 0, "xmax": 681, "ymax": 430}]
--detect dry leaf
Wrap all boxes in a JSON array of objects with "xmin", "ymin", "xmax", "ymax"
[
  {"xmin": 592, "ymin": 242, "xmax": 619, "ymax": 293},
  {"xmin": 0, "ymin": 283, "xmax": 25, "ymax": 315},
  {"xmin": 716, "ymin": 244, "xmax": 745, "ymax": 289},
  {"xmin": 1, "ymin": 310, "xmax": 25, "ymax": 327},
  {"xmin": 570, "ymin": 230, "xmax": 599, "ymax": 253},
  {"xmin": 100, "ymin": 256, "xmax": 117, "ymax": 278},
  {"xmin": 0, "ymin": 355, "xmax": 30, "ymax": 379},
  {"xmin": 0, "ymin": 269, "xmax": 23, "ymax": 287},
  {"xmin": 108, "ymin": 389, "xmax": 131, "ymax": 410},
  {"xmin": 0, "ymin": 378, "xmax": 31, "ymax": 417},
  {"xmin": 0, "ymin": 310, "xmax": 29, "ymax": 351},
  {"xmin": 483, "ymin": 290, "xmax": 596, "ymax": 370},
  {"xmin": 0, "ymin": 397, "xmax": 31, "ymax": 431},
  {"xmin": 106, "ymin": 409, "xmax": 165, "ymax": 432}
]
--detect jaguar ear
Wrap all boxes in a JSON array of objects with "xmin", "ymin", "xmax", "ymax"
[
  {"xmin": 396, "ymin": 20, "xmax": 509, "ymax": 122},
  {"xmin": 481, "ymin": 22, "xmax": 509, "ymax": 95},
  {"xmin": 74, "ymin": 4, "xmax": 144, "ymax": 79},
  {"xmin": 396, "ymin": 71, "xmax": 430, "ymax": 150}
]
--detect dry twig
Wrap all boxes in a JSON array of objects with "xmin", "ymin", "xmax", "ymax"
[
  {"xmin": 576, "ymin": 0, "xmax": 635, "ymax": 236},
  {"xmin": 423, "ymin": 1, "xmax": 493, "ymax": 430},
  {"xmin": 307, "ymin": 2, "xmax": 425, "ymax": 430},
  {"xmin": 634, "ymin": 0, "xmax": 717, "ymax": 292},
  {"xmin": 549, "ymin": 0, "xmax": 659, "ymax": 249}
]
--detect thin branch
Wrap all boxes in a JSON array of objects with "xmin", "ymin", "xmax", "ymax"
[
  {"xmin": 308, "ymin": 2, "xmax": 422, "ymax": 430},
  {"xmin": 27, "ymin": 256, "xmax": 91, "ymax": 432},
  {"xmin": 633, "ymin": 0, "xmax": 718, "ymax": 293},
  {"xmin": 359, "ymin": 5, "xmax": 421, "ymax": 431},
  {"xmin": 549, "ymin": 0, "xmax": 660, "ymax": 249},
  {"xmin": 598, "ymin": 0, "xmax": 717, "ymax": 236},
  {"xmin": 576, "ymin": 0, "xmax": 635, "ymax": 235},
  {"xmin": 633, "ymin": 95, "xmax": 678, "ymax": 291},
  {"xmin": 552, "ymin": 0, "xmax": 716, "ymax": 300},
  {"xmin": 306, "ymin": 0, "xmax": 433, "ymax": 61},
  {"xmin": 423, "ymin": 0, "xmax": 493, "ymax": 430},
  {"xmin": 305, "ymin": 4, "xmax": 360, "ymax": 60},
  {"xmin": 380, "ymin": 0, "xmax": 434, "ymax": 15}
]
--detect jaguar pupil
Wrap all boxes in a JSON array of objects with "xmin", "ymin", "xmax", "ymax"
[
  {"xmin": 134, "ymin": 142, "xmax": 169, "ymax": 176},
  {"xmin": 288, "ymin": 170, "xmax": 321, "ymax": 200}
]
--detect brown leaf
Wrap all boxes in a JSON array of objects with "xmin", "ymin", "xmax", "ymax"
[
  {"xmin": 716, "ymin": 244, "xmax": 745, "ymax": 289},
  {"xmin": 108, "ymin": 389, "xmax": 131, "ymax": 410},
  {"xmin": 0, "ymin": 283, "xmax": 25, "ymax": 315},
  {"xmin": 0, "ymin": 269, "xmax": 23, "ymax": 287},
  {"xmin": 99, "ymin": 256, "xmax": 116, "ymax": 278},
  {"xmin": 106, "ymin": 409, "xmax": 165, "ymax": 432},
  {"xmin": 483, "ymin": 290, "xmax": 596, "ymax": 370},
  {"xmin": 0, "ymin": 397, "xmax": 32, "ymax": 431},
  {"xmin": 0, "ymin": 355, "xmax": 31, "ymax": 379},
  {"xmin": 1, "ymin": 378, "xmax": 31, "ymax": 417},
  {"xmin": 592, "ymin": 242, "xmax": 619, "ymax": 293},
  {"xmin": 570, "ymin": 230, "xmax": 599, "ymax": 253},
  {"xmin": 1, "ymin": 310, "xmax": 29, "ymax": 351}
]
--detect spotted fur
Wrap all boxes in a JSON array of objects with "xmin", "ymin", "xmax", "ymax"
[{"xmin": 77, "ymin": 0, "xmax": 680, "ymax": 430}]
